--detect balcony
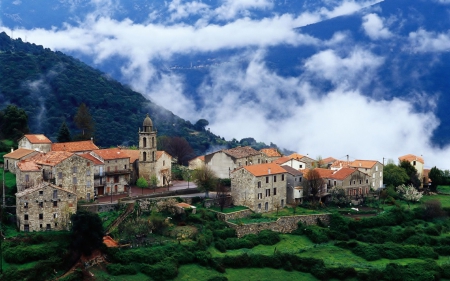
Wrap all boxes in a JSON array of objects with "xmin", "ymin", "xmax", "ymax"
[
  {"xmin": 43, "ymin": 171, "xmax": 56, "ymax": 184},
  {"xmin": 94, "ymin": 173, "xmax": 106, "ymax": 179}
]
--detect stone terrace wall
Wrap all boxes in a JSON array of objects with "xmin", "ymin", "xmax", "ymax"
[
  {"xmin": 227, "ymin": 213, "xmax": 331, "ymax": 238},
  {"xmin": 213, "ymin": 209, "xmax": 254, "ymax": 221}
]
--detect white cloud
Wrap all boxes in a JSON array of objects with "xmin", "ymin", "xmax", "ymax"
[
  {"xmin": 168, "ymin": 0, "xmax": 210, "ymax": 22},
  {"xmin": 362, "ymin": 13, "xmax": 392, "ymax": 40},
  {"xmin": 408, "ymin": 29, "xmax": 450, "ymax": 53},
  {"xmin": 214, "ymin": 0, "xmax": 274, "ymax": 20}
]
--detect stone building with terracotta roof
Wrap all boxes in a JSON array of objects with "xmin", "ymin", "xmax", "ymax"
[
  {"xmin": 231, "ymin": 163, "xmax": 287, "ymax": 212},
  {"xmin": 399, "ymin": 154, "xmax": 424, "ymax": 183},
  {"xmin": 18, "ymin": 134, "xmax": 52, "ymax": 153},
  {"xmin": 3, "ymin": 148, "xmax": 40, "ymax": 174},
  {"xmin": 331, "ymin": 159, "xmax": 384, "ymax": 190},
  {"xmin": 287, "ymin": 153, "xmax": 316, "ymax": 169},
  {"xmin": 188, "ymin": 155, "xmax": 205, "ymax": 170},
  {"xmin": 273, "ymin": 156, "xmax": 305, "ymax": 170},
  {"xmin": 205, "ymin": 146, "xmax": 266, "ymax": 178},
  {"xmin": 16, "ymin": 182, "xmax": 77, "ymax": 232},
  {"xmin": 260, "ymin": 148, "xmax": 281, "ymax": 162},
  {"xmin": 92, "ymin": 148, "xmax": 131, "ymax": 195},
  {"xmin": 51, "ymin": 139, "xmax": 99, "ymax": 154},
  {"xmin": 156, "ymin": 151, "xmax": 172, "ymax": 186},
  {"xmin": 281, "ymin": 165, "xmax": 303, "ymax": 204}
]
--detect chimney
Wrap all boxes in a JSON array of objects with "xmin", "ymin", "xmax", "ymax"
[
  {"xmin": 268, "ymin": 168, "xmax": 271, "ymax": 174},
  {"xmin": 359, "ymin": 163, "xmax": 361, "ymax": 167},
  {"xmin": 11, "ymin": 147, "xmax": 14, "ymax": 152}
]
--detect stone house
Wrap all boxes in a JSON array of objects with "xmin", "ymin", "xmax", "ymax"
[
  {"xmin": 260, "ymin": 148, "xmax": 281, "ymax": 163},
  {"xmin": 231, "ymin": 163, "xmax": 287, "ymax": 213},
  {"xmin": 30, "ymin": 151, "xmax": 95, "ymax": 200},
  {"xmin": 3, "ymin": 148, "xmax": 39, "ymax": 174},
  {"xmin": 281, "ymin": 165, "xmax": 303, "ymax": 204},
  {"xmin": 303, "ymin": 168, "xmax": 334, "ymax": 200},
  {"xmin": 287, "ymin": 153, "xmax": 316, "ymax": 169},
  {"xmin": 188, "ymin": 155, "xmax": 205, "ymax": 170},
  {"xmin": 51, "ymin": 139, "xmax": 99, "ymax": 154},
  {"xmin": 93, "ymin": 148, "xmax": 131, "ymax": 195},
  {"xmin": 79, "ymin": 152, "xmax": 106, "ymax": 197},
  {"xmin": 16, "ymin": 160, "xmax": 43, "ymax": 191},
  {"xmin": 399, "ymin": 154, "xmax": 424, "ymax": 184},
  {"xmin": 16, "ymin": 182, "xmax": 77, "ymax": 232},
  {"xmin": 331, "ymin": 159, "xmax": 383, "ymax": 190},
  {"xmin": 273, "ymin": 156, "xmax": 305, "ymax": 170},
  {"xmin": 18, "ymin": 134, "xmax": 52, "ymax": 153},
  {"xmin": 156, "ymin": 151, "xmax": 172, "ymax": 186},
  {"xmin": 121, "ymin": 149, "xmax": 140, "ymax": 184},
  {"xmin": 326, "ymin": 168, "xmax": 370, "ymax": 200},
  {"xmin": 205, "ymin": 146, "xmax": 265, "ymax": 179}
]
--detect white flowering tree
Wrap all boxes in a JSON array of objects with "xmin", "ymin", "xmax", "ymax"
[{"xmin": 396, "ymin": 184, "xmax": 423, "ymax": 208}]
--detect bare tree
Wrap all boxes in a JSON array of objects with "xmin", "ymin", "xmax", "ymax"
[
  {"xmin": 193, "ymin": 165, "xmax": 218, "ymax": 197},
  {"xmin": 304, "ymin": 169, "xmax": 325, "ymax": 205},
  {"xmin": 159, "ymin": 136, "xmax": 195, "ymax": 165},
  {"xmin": 216, "ymin": 182, "xmax": 229, "ymax": 212}
]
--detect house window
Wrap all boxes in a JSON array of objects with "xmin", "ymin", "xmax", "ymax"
[
  {"xmin": 53, "ymin": 201, "xmax": 58, "ymax": 207},
  {"xmin": 39, "ymin": 202, "xmax": 43, "ymax": 208},
  {"xmin": 373, "ymin": 174, "xmax": 375, "ymax": 178},
  {"xmin": 124, "ymin": 165, "xmax": 127, "ymax": 169},
  {"xmin": 258, "ymin": 193, "xmax": 262, "ymax": 199},
  {"xmin": 413, "ymin": 161, "xmax": 416, "ymax": 166},
  {"xmin": 376, "ymin": 165, "xmax": 378, "ymax": 171},
  {"xmin": 366, "ymin": 179, "xmax": 369, "ymax": 184},
  {"xmin": 24, "ymin": 202, "xmax": 28, "ymax": 209},
  {"xmin": 58, "ymin": 172, "xmax": 62, "ymax": 179},
  {"xmin": 300, "ymin": 177, "xmax": 302, "ymax": 182},
  {"xmin": 73, "ymin": 177, "xmax": 77, "ymax": 184},
  {"xmin": 53, "ymin": 190, "xmax": 58, "ymax": 199},
  {"xmin": 380, "ymin": 172, "xmax": 382, "ymax": 177},
  {"xmin": 24, "ymin": 224, "xmax": 29, "ymax": 232},
  {"xmin": 46, "ymin": 224, "xmax": 51, "ymax": 230},
  {"xmin": 245, "ymin": 161, "xmax": 248, "ymax": 166},
  {"xmin": 360, "ymin": 180, "xmax": 362, "ymax": 184},
  {"xmin": 53, "ymin": 213, "xmax": 57, "ymax": 219},
  {"xmin": 39, "ymin": 214, "xmax": 43, "ymax": 220},
  {"xmin": 258, "ymin": 203, "xmax": 261, "ymax": 209},
  {"xmin": 87, "ymin": 180, "xmax": 91, "ymax": 187},
  {"xmin": 353, "ymin": 181, "xmax": 356, "ymax": 185},
  {"xmin": 273, "ymin": 188, "xmax": 277, "ymax": 195},
  {"xmin": 328, "ymin": 180, "xmax": 331, "ymax": 186},
  {"xmin": 265, "ymin": 202, "xmax": 269, "ymax": 211},
  {"xmin": 86, "ymin": 170, "xmax": 91, "ymax": 176},
  {"xmin": 334, "ymin": 181, "xmax": 336, "ymax": 186},
  {"xmin": 295, "ymin": 178, "xmax": 297, "ymax": 182},
  {"xmin": 281, "ymin": 174, "xmax": 285, "ymax": 181},
  {"xmin": 24, "ymin": 214, "xmax": 28, "ymax": 221},
  {"xmin": 55, "ymin": 222, "xmax": 58, "ymax": 227},
  {"xmin": 40, "ymin": 224, "xmax": 42, "ymax": 229},
  {"xmin": 281, "ymin": 199, "xmax": 284, "ymax": 207},
  {"xmin": 266, "ymin": 189, "xmax": 270, "ymax": 197},
  {"xmin": 39, "ymin": 191, "xmax": 43, "ymax": 195},
  {"xmin": 239, "ymin": 162, "xmax": 241, "ymax": 167},
  {"xmin": 258, "ymin": 159, "xmax": 261, "ymax": 164},
  {"xmin": 25, "ymin": 174, "xmax": 29, "ymax": 182},
  {"xmin": 300, "ymin": 165, "xmax": 303, "ymax": 169},
  {"xmin": 72, "ymin": 166, "xmax": 77, "ymax": 173},
  {"xmin": 266, "ymin": 177, "xmax": 269, "ymax": 183},
  {"xmin": 257, "ymin": 181, "xmax": 261, "ymax": 188},
  {"xmin": 163, "ymin": 160, "xmax": 165, "ymax": 166},
  {"xmin": 87, "ymin": 162, "xmax": 90, "ymax": 166},
  {"xmin": 274, "ymin": 176, "xmax": 277, "ymax": 182}
]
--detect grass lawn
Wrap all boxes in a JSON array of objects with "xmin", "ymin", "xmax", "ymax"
[
  {"xmin": 90, "ymin": 266, "xmax": 148, "ymax": 281},
  {"xmin": 176, "ymin": 264, "xmax": 319, "ymax": 281},
  {"xmin": 0, "ymin": 169, "xmax": 16, "ymax": 188},
  {"xmin": 98, "ymin": 210, "xmax": 122, "ymax": 230},
  {"xmin": 437, "ymin": 186, "xmax": 450, "ymax": 194},
  {"xmin": 422, "ymin": 194, "xmax": 450, "ymax": 208}
]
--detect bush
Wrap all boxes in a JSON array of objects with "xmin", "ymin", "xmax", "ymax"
[
  {"xmin": 213, "ymin": 228, "xmax": 236, "ymax": 239},
  {"xmin": 106, "ymin": 263, "xmax": 137, "ymax": 276},
  {"xmin": 352, "ymin": 242, "xmax": 438, "ymax": 261},
  {"xmin": 303, "ymin": 225, "xmax": 330, "ymax": 244},
  {"xmin": 208, "ymin": 276, "xmax": 228, "ymax": 281},
  {"xmin": 139, "ymin": 259, "xmax": 178, "ymax": 281},
  {"xmin": 215, "ymin": 239, "xmax": 227, "ymax": 253}
]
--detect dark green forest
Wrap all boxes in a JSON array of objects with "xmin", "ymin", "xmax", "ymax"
[{"xmin": 0, "ymin": 32, "xmax": 279, "ymax": 155}]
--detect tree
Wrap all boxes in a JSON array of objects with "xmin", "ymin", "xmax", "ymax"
[
  {"xmin": 216, "ymin": 182, "xmax": 228, "ymax": 212},
  {"xmin": 396, "ymin": 184, "xmax": 423, "ymax": 209},
  {"xmin": 73, "ymin": 103, "xmax": 94, "ymax": 140},
  {"xmin": 383, "ymin": 163, "xmax": 409, "ymax": 187},
  {"xmin": 0, "ymin": 105, "xmax": 29, "ymax": 140},
  {"xmin": 56, "ymin": 120, "xmax": 71, "ymax": 142},
  {"xmin": 303, "ymin": 169, "xmax": 325, "ymax": 204},
  {"xmin": 194, "ymin": 119, "xmax": 209, "ymax": 131},
  {"xmin": 70, "ymin": 210, "xmax": 104, "ymax": 256},
  {"xmin": 399, "ymin": 161, "xmax": 421, "ymax": 188},
  {"xmin": 193, "ymin": 165, "xmax": 218, "ymax": 197},
  {"xmin": 428, "ymin": 166, "xmax": 444, "ymax": 192},
  {"xmin": 137, "ymin": 176, "xmax": 148, "ymax": 194},
  {"xmin": 149, "ymin": 174, "xmax": 159, "ymax": 192},
  {"xmin": 160, "ymin": 136, "xmax": 195, "ymax": 166}
]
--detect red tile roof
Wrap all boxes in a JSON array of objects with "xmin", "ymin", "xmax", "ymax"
[
  {"xmin": 322, "ymin": 157, "xmax": 337, "ymax": 164},
  {"xmin": 399, "ymin": 154, "xmax": 424, "ymax": 164},
  {"xmin": 244, "ymin": 163, "xmax": 287, "ymax": 177},
  {"xmin": 223, "ymin": 146, "xmax": 261, "ymax": 159},
  {"xmin": 157, "ymin": 151, "xmax": 172, "ymax": 160},
  {"xmin": 330, "ymin": 160, "xmax": 351, "ymax": 169},
  {"xmin": 79, "ymin": 153, "xmax": 104, "ymax": 165},
  {"xmin": 16, "ymin": 182, "xmax": 76, "ymax": 197},
  {"xmin": 3, "ymin": 148, "xmax": 37, "ymax": 159},
  {"xmin": 17, "ymin": 160, "xmax": 41, "ymax": 172},
  {"xmin": 329, "ymin": 168, "xmax": 359, "ymax": 180},
  {"xmin": 273, "ymin": 156, "xmax": 293, "ymax": 165},
  {"xmin": 22, "ymin": 134, "xmax": 52, "ymax": 144},
  {"xmin": 288, "ymin": 153, "xmax": 305, "ymax": 160},
  {"xmin": 51, "ymin": 140, "xmax": 99, "ymax": 152},
  {"xmin": 349, "ymin": 160, "xmax": 378, "ymax": 169},
  {"xmin": 121, "ymin": 149, "xmax": 140, "ymax": 163},
  {"xmin": 93, "ymin": 148, "xmax": 130, "ymax": 160},
  {"xmin": 281, "ymin": 165, "xmax": 303, "ymax": 176},
  {"xmin": 31, "ymin": 151, "xmax": 74, "ymax": 166},
  {"xmin": 303, "ymin": 168, "xmax": 334, "ymax": 179},
  {"xmin": 260, "ymin": 148, "xmax": 281, "ymax": 157}
]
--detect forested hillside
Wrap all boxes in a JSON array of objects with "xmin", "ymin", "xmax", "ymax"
[{"xmin": 0, "ymin": 32, "xmax": 267, "ymax": 154}]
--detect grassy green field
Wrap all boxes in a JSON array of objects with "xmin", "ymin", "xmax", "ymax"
[
  {"xmin": 209, "ymin": 205, "xmax": 249, "ymax": 213},
  {"xmin": 0, "ymin": 169, "xmax": 16, "ymax": 188},
  {"xmin": 422, "ymin": 194, "xmax": 450, "ymax": 207},
  {"xmin": 437, "ymin": 186, "xmax": 450, "ymax": 194},
  {"xmin": 175, "ymin": 264, "xmax": 319, "ymax": 281}
]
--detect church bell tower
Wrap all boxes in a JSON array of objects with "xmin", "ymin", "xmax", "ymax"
[{"xmin": 139, "ymin": 114, "xmax": 157, "ymax": 180}]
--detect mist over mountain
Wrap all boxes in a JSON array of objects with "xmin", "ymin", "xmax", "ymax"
[{"xmin": 1, "ymin": 0, "xmax": 450, "ymax": 167}]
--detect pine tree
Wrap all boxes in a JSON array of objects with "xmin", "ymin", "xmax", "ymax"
[
  {"xmin": 73, "ymin": 103, "xmax": 95, "ymax": 140},
  {"xmin": 56, "ymin": 121, "xmax": 71, "ymax": 142}
]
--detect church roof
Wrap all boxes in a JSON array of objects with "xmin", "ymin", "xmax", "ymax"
[{"xmin": 143, "ymin": 114, "xmax": 153, "ymax": 127}]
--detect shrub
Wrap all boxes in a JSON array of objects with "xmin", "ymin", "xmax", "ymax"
[
  {"xmin": 208, "ymin": 276, "xmax": 228, "ymax": 281},
  {"xmin": 215, "ymin": 239, "xmax": 227, "ymax": 253},
  {"xmin": 139, "ymin": 259, "xmax": 178, "ymax": 281},
  {"xmin": 106, "ymin": 263, "xmax": 137, "ymax": 276},
  {"xmin": 303, "ymin": 225, "xmax": 330, "ymax": 244},
  {"xmin": 213, "ymin": 228, "xmax": 236, "ymax": 239}
]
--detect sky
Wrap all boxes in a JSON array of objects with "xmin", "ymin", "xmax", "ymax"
[{"xmin": 1, "ymin": 0, "xmax": 450, "ymax": 169}]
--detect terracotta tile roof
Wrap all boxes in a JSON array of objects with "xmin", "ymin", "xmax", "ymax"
[
  {"xmin": 22, "ymin": 134, "xmax": 52, "ymax": 144},
  {"xmin": 329, "ymin": 168, "xmax": 360, "ymax": 180},
  {"xmin": 189, "ymin": 155, "xmax": 205, "ymax": 163},
  {"xmin": 79, "ymin": 153, "xmax": 104, "ymax": 165},
  {"xmin": 121, "ymin": 149, "xmax": 140, "ymax": 163},
  {"xmin": 223, "ymin": 146, "xmax": 261, "ymax": 159},
  {"xmin": 260, "ymin": 148, "xmax": 281, "ymax": 157},
  {"xmin": 349, "ymin": 160, "xmax": 378, "ymax": 169},
  {"xmin": 16, "ymin": 182, "xmax": 76, "ymax": 197},
  {"xmin": 3, "ymin": 148, "xmax": 37, "ymax": 159},
  {"xmin": 17, "ymin": 160, "xmax": 41, "ymax": 172},
  {"xmin": 281, "ymin": 165, "xmax": 303, "ymax": 176},
  {"xmin": 103, "ymin": 236, "xmax": 119, "ymax": 248},
  {"xmin": 330, "ymin": 160, "xmax": 351, "ymax": 169},
  {"xmin": 51, "ymin": 140, "xmax": 99, "ymax": 152},
  {"xmin": 243, "ymin": 163, "xmax": 287, "ymax": 177},
  {"xmin": 399, "ymin": 154, "xmax": 424, "ymax": 164},
  {"xmin": 322, "ymin": 157, "xmax": 337, "ymax": 164},
  {"xmin": 31, "ymin": 151, "xmax": 74, "ymax": 166},
  {"xmin": 93, "ymin": 148, "xmax": 130, "ymax": 160},
  {"xmin": 273, "ymin": 156, "xmax": 292, "ymax": 165},
  {"xmin": 175, "ymin": 202, "xmax": 195, "ymax": 208},
  {"xmin": 288, "ymin": 153, "xmax": 305, "ymax": 160},
  {"xmin": 303, "ymin": 168, "xmax": 334, "ymax": 179}
]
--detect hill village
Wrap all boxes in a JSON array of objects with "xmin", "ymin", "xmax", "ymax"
[{"xmin": 2, "ymin": 113, "xmax": 427, "ymax": 232}]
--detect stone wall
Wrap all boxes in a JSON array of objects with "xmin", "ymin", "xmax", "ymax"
[
  {"xmin": 213, "ymin": 209, "xmax": 254, "ymax": 221},
  {"xmin": 79, "ymin": 203, "xmax": 117, "ymax": 213},
  {"xmin": 226, "ymin": 213, "xmax": 331, "ymax": 238}
]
